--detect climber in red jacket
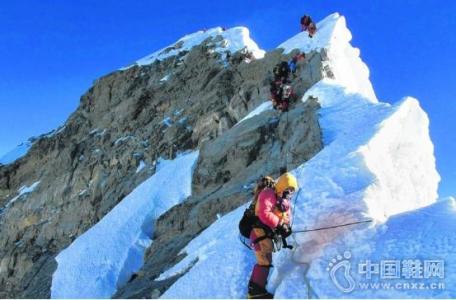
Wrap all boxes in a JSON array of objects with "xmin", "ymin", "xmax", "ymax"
[
  {"xmin": 300, "ymin": 15, "xmax": 317, "ymax": 37},
  {"xmin": 248, "ymin": 172, "xmax": 298, "ymax": 299}
]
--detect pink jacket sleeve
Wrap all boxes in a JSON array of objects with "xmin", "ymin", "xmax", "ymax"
[{"xmin": 256, "ymin": 189, "xmax": 280, "ymax": 229}]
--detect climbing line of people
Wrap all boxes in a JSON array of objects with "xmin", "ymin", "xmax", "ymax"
[
  {"xmin": 269, "ymin": 15, "xmax": 317, "ymax": 113},
  {"xmin": 236, "ymin": 15, "xmax": 316, "ymax": 298},
  {"xmin": 236, "ymin": 14, "xmax": 380, "ymax": 299}
]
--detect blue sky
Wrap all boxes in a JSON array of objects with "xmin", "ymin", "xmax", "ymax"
[{"xmin": 0, "ymin": 0, "xmax": 454, "ymax": 197}]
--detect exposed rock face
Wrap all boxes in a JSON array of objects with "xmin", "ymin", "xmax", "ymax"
[{"xmin": 0, "ymin": 33, "xmax": 327, "ymax": 298}]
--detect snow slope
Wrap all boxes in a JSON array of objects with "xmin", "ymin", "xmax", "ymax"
[
  {"xmin": 158, "ymin": 13, "xmax": 445, "ymax": 298},
  {"xmin": 160, "ymin": 204, "xmax": 255, "ymax": 298},
  {"xmin": 278, "ymin": 197, "xmax": 456, "ymax": 298},
  {"xmin": 124, "ymin": 26, "xmax": 265, "ymax": 69},
  {"xmin": 51, "ymin": 151, "xmax": 199, "ymax": 298}
]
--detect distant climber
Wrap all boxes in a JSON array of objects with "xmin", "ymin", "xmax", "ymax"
[
  {"xmin": 269, "ymin": 61, "xmax": 296, "ymax": 111},
  {"xmin": 247, "ymin": 173, "xmax": 298, "ymax": 299},
  {"xmin": 270, "ymin": 59, "xmax": 298, "ymax": 112},
  {"xmin": 307, "ymin": 21, "xmax": 317, "ymax": 37},
  {"xmin": 300, "ymin": 15, "xmax": 317, "ymax": 37},
  {"xmin": 288, "ymin": 52, "xmax": 306, "ymax": 76},
  {"xmin": 277, "ymin": 83, "xmax": 296, "ymax": 112},
  {"xmin": 273, "ymin": 61, "xmax": 291, "ymax": 82}
]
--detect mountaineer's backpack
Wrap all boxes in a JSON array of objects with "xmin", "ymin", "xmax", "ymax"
[{"xmin": 239, "ymin": 176, "xmax": 275, "ymax": 238}]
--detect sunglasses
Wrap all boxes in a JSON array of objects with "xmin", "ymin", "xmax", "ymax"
[{"xmin": 282, "ymin": 188, "xmax": 295, "ymax": 199}]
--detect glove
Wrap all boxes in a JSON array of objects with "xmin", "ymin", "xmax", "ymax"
[{"xmin": 276, "ymin": 223, "xmax": 292, "ymax": 238}]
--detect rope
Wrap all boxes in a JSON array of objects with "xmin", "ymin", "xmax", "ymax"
[
  {"xmin": 283, "ymin": 218, "xmax": 374, "ymax": 298},
  {"xmin": 292, "ymin": 219, "xmax": 374, "ymax": 234},
  {"xmin": 285, "ymin": 110, "xmax": 290, "ymax": 171}
]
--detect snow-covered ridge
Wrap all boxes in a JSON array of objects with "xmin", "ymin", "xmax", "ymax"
[
  {"xmin": 278, "ymin": 13, "xmax": 377, "ymax": 102},
  {"xmin": 51, "ymin": 151, "xmax": 199, "ymax": 298},
  {"xmin": 125, "ymin": 26, "xmax": 265, "ymax": 69},
  {"xmin": 300, "ymin": 80, "xmax": 439, "ymax": 222}
]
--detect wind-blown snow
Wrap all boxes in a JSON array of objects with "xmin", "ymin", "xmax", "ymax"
[
  {"xmin": 0, "ymin": 140, "xmax": 33, "ymax": 165},
  {"xmin": 51, "ymin": 151, "xmax": 199, "ymax": 299},
  {"xmin": 125, "ymin": 26, "xmax": 265, "ymax": 69},
  {"xmin": 236, "ymin": 101, "xmax": 273, "ymax": 125},
  {"xmin": 278, "ymin": 13, "xmax": 377, "ymax": 102}
]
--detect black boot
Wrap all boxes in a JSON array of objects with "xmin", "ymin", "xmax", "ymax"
[{"xmin": 248, "ymin": 281, "xmax": 273, "ymax": 299}]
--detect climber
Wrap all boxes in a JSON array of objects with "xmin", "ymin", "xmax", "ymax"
[
  {"xmin": 248, "ymin": 173, "xmax": 298, "ymax": 299},
  {"xmin": 270, "ymin": 79, "xmax": 297, "ymax": 112},
  {"xmin": 273, "ymin": 61, "xmax": 291, "ymax": 82},
  {"xmin": 270, "ymin": 61, "xmax": 290, "ymax": 111},
  {"xmin": 307, "ymin": 22, "xmax": 317, "ymax": 37},
  {"xmin": 300, "ymin": 15, "xmax": 317, "ymax": 37},
  {"xmin": 269, "ymin": 79, "xmax": 281, "ymax": 109},
  {"xmin": 288, "ymin": 52, "xmax": 306, "ymax": 75},
  {"xmin": 300, "ymin": 15, "xmax": 313, "ymax": 31},
  {"xmin": 276, "ymin": 84, "xmax": 296, "ymax": 112}
]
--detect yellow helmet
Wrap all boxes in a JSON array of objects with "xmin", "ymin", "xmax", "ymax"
[{"xmin": 275, "ymin": 172, "xmax": 298, "ymax": 195}]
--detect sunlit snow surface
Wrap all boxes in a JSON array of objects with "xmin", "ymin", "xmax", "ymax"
[
  {"xmin": 51, "ymin": 151, "xmax": 199, "ymax": 298},
  {"xmin": 297, "ymin": 197, "xmax": 456, "ymax": 298}
]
